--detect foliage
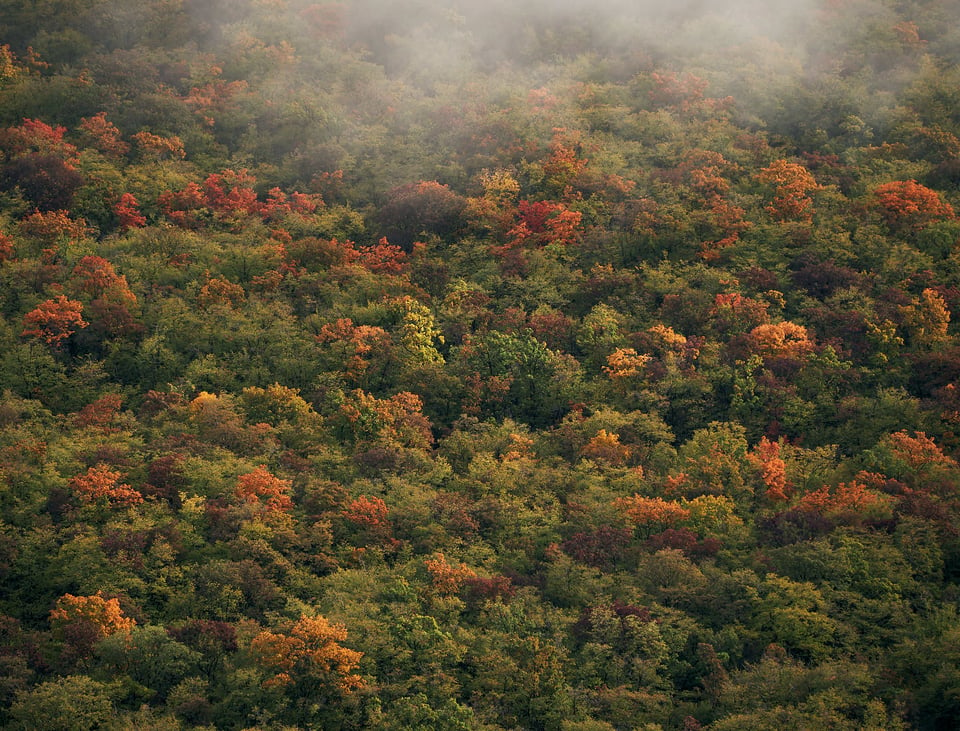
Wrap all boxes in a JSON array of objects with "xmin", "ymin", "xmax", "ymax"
[
  {"xmin": 21, "ymin": 295, "xmax": 88, "ymax": 346},
  {"xmin": 249, "ymin": 613, "xmax": 364, "ymax": 693},
  {"xmin": 1, "ymin": 1, "xmax": 959, "ymax": 728}
]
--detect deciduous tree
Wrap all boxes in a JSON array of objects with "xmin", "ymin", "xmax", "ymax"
[
  {"xmin": 68, "ymin": 464, "xmax": 143, "ymax": 507},
  {"xmin": 875, "ymin": 179, "xmax": 955, "ymax": 231},
  {"xmin": 49, "ymin": 591, "xmax": 135, "ymax": 660},
  {"xmin": 21, "ymin": 295, "xmax": 87, "ymax": 346},
  {"xmin": 249, "ymin": 614, "xmax": 364, "ymax": 693},
  {"xmin": 234, "ymin": 465, "xmax": 293, "ymax": 512},
  {"xmin": 757, "ymin": 160, "xmax": 820, "ymax": 222}
]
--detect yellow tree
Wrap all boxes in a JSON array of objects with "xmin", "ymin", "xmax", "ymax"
[
  {"xmin": 580, "ymin": 429, "xmax": 631, "ymax": 466},
  {"xmin": 899, "ymin": 288, "xmax": 951, "ymax": 350},
  {"xmin": 394, "ymin": 296, "xmax": 445, "ymax": 367},
  {"xmin": 748, "ymin": 321, "xmax": 815, "ymax": 361}
]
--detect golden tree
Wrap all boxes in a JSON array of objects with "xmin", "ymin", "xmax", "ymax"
[
  {"xmin": 758, "ymin": 159, "xmax": 820, "ymax": 222},
  {"xmin": 50, "ymin": 592, "xmax": 135, "ymax": 659},
  {"xmin": 250, "ymin": 614, "xmax": 364, "ymax": 693}
]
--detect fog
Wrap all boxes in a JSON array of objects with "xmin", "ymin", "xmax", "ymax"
[
  {"xmin": 337, "ymin": 0, "xmax": 824, "ymax": 69},
  {"xmin": 315, "ymin": 0, "xmax": 847, "ymax": 128},
  {"xmin": 24, "ymin": 0, "xmax": 945, "ymax": 190}
]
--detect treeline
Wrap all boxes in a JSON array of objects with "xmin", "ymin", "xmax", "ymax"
[{"xmin": 1, "ymin": 0, "xmax": 960, "ymax": 729}]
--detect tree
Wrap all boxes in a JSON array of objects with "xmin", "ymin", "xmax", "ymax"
[
  {"xmin": 507, "ymin": 199, "xmax": 583, "ymax": 249},
  {"xmin": 757, "ymin": 160, "xmax": 820, "ymax": 222},
  {"xmin": 0, "ymin": 153, "xmax": 83, "ymax": 210},
  {"xmin": 576, "ymin": 303, "xmax": 627, "ymax": 374},
  {"xmin": 875, "ymin": 180, "xmax": 955, "ymax": 231},
  {"xmin": 49, "ymin": 591, "xmax": 135, "ymax": 660},
  {"xmin": 0, "ymin": 118, "xmax": 78, "ymax": 162},
  {"xmin": 336, "ymin": 388, "xmax": 434, "ymax": 452},
  {"xmin": 423, "ymin": 551, "xmax": 477, "ymax": 595},
  {"xmin": 17, "ymin": 209, "xmax": 91, "ymax": 250},
  {"xmin": 113, "ymin": 192, "xmax": 146, "ymax": 231},
  {"xmin": 69, "ymin": 256, "xmax": 134, "ymax": 300},
  {"xmin": 899, "ymin": 287, "xmax": 951, "ymax": 350},
  {"xmin": 464, "ymin": 168, "xmax": 521, "ymax": 234},
  {"xmin": 315, "ymin": 318, "xmax": 394, "ymax": 384},
  {"xmin": 340, "ymin": 494, "xmax": 395, "ymax": 547},
  {"xmin": 394, "ymin": 295, "xmax": 445, "ymax": 367},
  {"xmin": 648, "ymin": 70, "xmax": 717, "ymax": 113},
  {"xmin": 616, "ymin": 496, "xmax": 690, "ymax": 536},
  {"xmin": 863, "ymin": 430, "xmax": 960, "ymax": 492},
  {"xmin": 795, "ymin": 480, "xmax": 894, "ymax": 522},
  {"xmin": 377, "ymin": 180, "xmax": 466, "ymax": 250},
  {"xmin": 249, "ymin": 614, "xmax": 364, "ymax": 698},
  {"xmin": 888, "ymin": 625, "xmax": 960, "ymax": 730},
  {"xmin": 67, "ymin": 255, "xmax": 141, "ymax": 338},
  {"xmin": 747, "ymin": 321, "xmax": 815, "ymax": 361},
  {"xmin": 710, "ymin": 292, "xmax": 772, "ymax": 335},
  {"xmin": 234, "ymin": 465, "xmax": 293, "ymax": 512},
  {"xmin": 671, "ymin": 422, "xmax": 753, "ymax": 503},
  {"xmin": 747, "ymin": 437, "xmax": 790, "ymax": 501},
  {"xmin": 754, "ymin": 576, "xmax": 840, "ymax": 662},
  {"xmin": 196, "ymin": 275, "xmax": 246, "ymax": 309},
  {"xmin": 95, "ymin": 625, "xmax": 202, "ymax": 703},
  {"xmin": 132, "ymin": 131, "xmax": 186, "ymax": 161},
  {"xmin": 0, "ymin": 231, "xmax": 13, "ymax": 261},
  {"xmin": 580, "ymin": 429, "xmax": 631, "ymax": 466},
  {"xmin": 68, "ymin": 464, "xmax": 143, "ymax": 507},
  {"xmin": 71, "ymin": 393, "xmax": 123, "ymax": 429},
  {"xmin": 21, "ymin": 295, "xmax": 87, "ymax": 346},
  {"xmin": 603, "ymin": 347, "xmax": 650, "ymax": 381},
  {"xmin": 77, "ymin": 112, "xmax": 129, "ymax": 158},
  {"xmin": 455, "ymin": 329, "xmax": 578, "ymax": 427},
  {"xmin": 8, "ymin": 675, "xmax": 114, "ymax": 731},
  {"xmin": 354, "ymin": 236, "xmax": 409, "ymax": 274}
]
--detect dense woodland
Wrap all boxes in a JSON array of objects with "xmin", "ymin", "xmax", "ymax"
[{"xmin": 2, "ymin": 0, "xmax": 960, "ymax": 728}]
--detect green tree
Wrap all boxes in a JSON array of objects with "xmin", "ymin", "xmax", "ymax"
[{"xmin": 8, "ymin": 675, "xmax": 114, "ymax": 731}]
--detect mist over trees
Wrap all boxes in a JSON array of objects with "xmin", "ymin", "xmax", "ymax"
[{"xmin": 1, "ymin": 0, "xmax": 960, "ymax": 728}]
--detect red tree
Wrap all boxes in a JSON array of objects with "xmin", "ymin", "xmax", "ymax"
[
  {"xmin": 0, "ymin": 232, "xmax": 13, "ymax": 261},
  {"xmin": 235, "ymin": 465, "xmax": 293, "ymax": 512},
  {"xmin": 0, "ymin": 118, "xmax": 78, "ymax": 162},
  {"xmin": 78, "ymin": 112, "xmax": 129, "ymax": 158},
  {"xmin": 72, "ymin": 393, "xmax": 123, "ymax": 429},
  {"xmin": 342, "ymin": 495, "xmax": 388, "ymax": 529},
  {"xmin": 68, "ymin": 464, "xmax": 143, "ymax": 506},
  {"xmin": 113, "ymin": 193, "xmax": 146, "ymax": 231},
  {"xmin": 875, "ymin": 180, "xmax": 955, "ymax": 230},
  {"xmin": 21, "ymin": 295, "xmax": 87, "ymax": 346},
  {"xmin": 68, "ymin": 256, "xmax": 140, "ymax": 336}
]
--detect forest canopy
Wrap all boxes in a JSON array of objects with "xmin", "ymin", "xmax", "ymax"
[{"xmin": 1, "ymin": 0, "xmax": 960, "ymax": 729}]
